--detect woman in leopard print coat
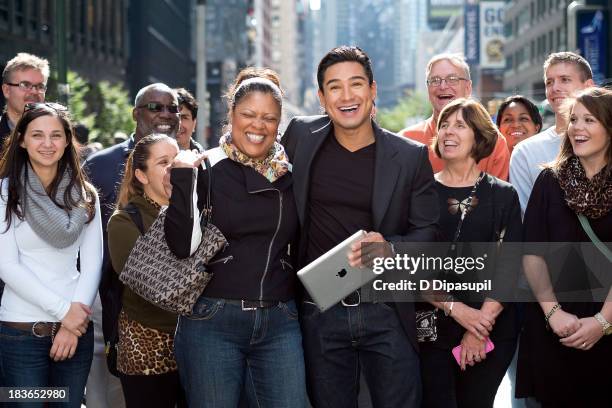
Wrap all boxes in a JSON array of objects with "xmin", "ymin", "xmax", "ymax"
[{"xmin": 108, "ymin": 134, "xmax": 186, "ymax": 408}]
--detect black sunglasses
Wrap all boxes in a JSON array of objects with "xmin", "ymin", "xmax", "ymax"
[
  {"xmin": 138, "ymin": 102, "xmax": 180, "ymax": 114},
  {"xmin": 24, "ymin": 102, "xmax": 68, "ymax": 113}
]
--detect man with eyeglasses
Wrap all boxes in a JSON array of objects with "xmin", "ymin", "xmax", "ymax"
[
  {"xmin": 0, "ymin": 52, "xmax": 49, "ymax": 153},
  {"xmin": 401, "ymin": 53, "xmax": 510, "ymax": 179},
  {"xmin": 82, "ymin": 83, "xmax": 179, "ymax": 408}
]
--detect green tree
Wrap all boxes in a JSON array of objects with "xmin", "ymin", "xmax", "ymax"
[
  {"xmin": 47, "ymin": 70, "xmax": 133, "ymax": 146},
  {"xmin": 87, "ymin": 80, "xmax": 134, "ymax": 146},
  {"xmin": 377, "ymin": 91, "xmax": 432, "ymax": 133}
]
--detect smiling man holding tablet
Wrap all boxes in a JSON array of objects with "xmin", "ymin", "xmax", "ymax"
[{"xmin": 282, "ymin": 46, "xmax": 439, "ymax": 408}]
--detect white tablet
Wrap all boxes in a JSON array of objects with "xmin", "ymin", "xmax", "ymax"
[{"xmin": 297, "ymin": 230, "xmax": 377, "ymax": 312}]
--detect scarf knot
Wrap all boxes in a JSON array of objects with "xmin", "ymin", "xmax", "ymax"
[
  {"xmin": 219, "ymin": 133, "xmax": 290, "ymax": 183},
  {"xmin": 556, "ymin": 156, "xmax": 612, "ymax": 219},
  {"xmin": 21, "ymin": 164, "xmax": 89, "ymax": 248}
]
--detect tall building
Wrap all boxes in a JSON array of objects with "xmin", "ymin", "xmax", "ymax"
[
  {"xmin": 126, "ymin": 0, "xmax": 195, "ymax": 99},
  {"xmin": 202, "ymin": 0, "xmax": 251, "ymax": 144},
  {"xmin": 269, "ymin": 0, "xmax": 300, "ymax": 106},
  {"xmin": 253, "ymin": 0, "xmax": 272, "ymax": 67},
  {"xmin": 304, "ymin": 0, "xmax": 406, "ymax": 108},
  {"xmin": 395, "ymin": 0, "xmax": 429, "ymax": 90},
  {"xmin": 0, "ymin": 0, "xmax": 128, "ymax": 108}
]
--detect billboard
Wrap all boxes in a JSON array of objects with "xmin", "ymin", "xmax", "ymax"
[
  {"xmin": 479, "ymin": 1, "xmax": 504, "ymax": 69},
  {"xmin": 464, "ymin": 1, "xmax": 505, "ymax": 70}
]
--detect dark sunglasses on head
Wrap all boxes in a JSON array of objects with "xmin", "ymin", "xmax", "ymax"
[
  {"xmin": 5, "ymin": 80, "xmax": 47, "ymax": 92},
  {"xmin": 138, "ymin": 102, "xmax": 179, "ymax": 114},
  {"xmin": 24, "ymin": 102, "xmax": 68, "ymax": 113}
]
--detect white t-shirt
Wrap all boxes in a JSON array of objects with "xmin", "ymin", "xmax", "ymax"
[
  {"xmin": 509, "ymin": 126, "xmax": 561, "ymax": 214},
  {"xmin": 0, "ymin": 179, "xmax": 102, "ymax": 322}
]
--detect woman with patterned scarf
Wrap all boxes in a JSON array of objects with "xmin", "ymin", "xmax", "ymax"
[
  {"xmin": 0, "ymin": 102, "xmax": 102, "ymax": 407},
  {"xmin": 165, "ymin": 67, "xmax": 306, "ymax": 408},
  {"xmin": 517, "ymin": 87, "xmax": 612, "ymax": 407}
]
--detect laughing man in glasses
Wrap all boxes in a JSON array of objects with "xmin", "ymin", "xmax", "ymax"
[
  {"xmin": 0, "ymin": 52, "xmax": 50, "ymax": 153},
  {"xmin": 400, "ymin": 53, "xmax": 510, "ymax": 180}
]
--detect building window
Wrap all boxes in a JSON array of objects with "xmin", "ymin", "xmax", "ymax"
[
  {"xmin": 40, "ymin": 0, "xmax": 51, "ymax": 41},
  {"xmin": 504, "ymin": 21, "xmax": 512, "ymax": 38},
  {"xmin": 15, "ymin": 0, "xmax": 24, "ymax": 30},
  {"xmin": 549, "ymin": 30, "xmax": 554, "ymax": 52},
  {"xmin": 0, "ymin": 0, "xmax": 8, "ymax": 30},
  {"xmin": 25, "ymin": 0, "xmax": 36, "ymax": 35},
  {"xmin": 519, "ymin": 48, "xmax": 527, "ymax": 68},
  {"xmin": 272, "ymin": 49, "xmax": 281, "ymax": 62},
  {"xmin": 518, "ymin": 8, "xmax": 529, "ymax": 33},
  {"xmin": 114, "ymin": 0, "xmax": 122, "ymax": 57}
]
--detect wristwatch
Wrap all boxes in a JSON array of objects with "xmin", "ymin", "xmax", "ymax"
[{"xmin": 594, "ymin": 312, "xmax": 612, "ymax": 335}]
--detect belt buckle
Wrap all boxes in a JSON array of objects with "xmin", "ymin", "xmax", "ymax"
[
  {"xmin": 31, "ymin": 321, "xmax": 47, "ymax": 338},
  {"xmin": 241, "ymin": 300, "xmax": 257, "ymax": 311},
  {"xmin": 341, "ymin": 290, "xmax": 361, "ymax": 307}
]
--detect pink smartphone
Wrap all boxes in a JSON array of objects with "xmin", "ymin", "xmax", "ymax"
[{"xmin": 452, "ymin": 338, "xmax": 495, "ymax": 365}]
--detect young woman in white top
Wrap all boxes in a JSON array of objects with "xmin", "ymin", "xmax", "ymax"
[{"xmin": 0, "ymin": 102, "xmax": 102, "ymax": 407}]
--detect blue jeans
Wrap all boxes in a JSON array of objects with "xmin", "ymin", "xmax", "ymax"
[
  {"xmin": 0, "ymin": 322, "xmax": 94, "ymax": 408},
  {"xmin": 301, "ymin": 301, "xmax": 421, "ymax": 408},
  {"xmin": 174, "ymin": 297, "xmax": 307, "ymax": 408}
]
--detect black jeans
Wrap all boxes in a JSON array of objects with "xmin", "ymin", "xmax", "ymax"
[
  {"xmin": 119, "ymin": 371, "xmax": 186, "ymax": 408},
  {"xmin": 301, "ymin": 301, "xmax": 421, "ymax": 408},
  {"xmin": 420, "ymin": 339, "xmax": 517, "ymax": 408}
]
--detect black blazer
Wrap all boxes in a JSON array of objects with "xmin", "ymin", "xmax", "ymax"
[{"xmin": 282, "ymin": 115, "xmax": 439, "ymax": 349}]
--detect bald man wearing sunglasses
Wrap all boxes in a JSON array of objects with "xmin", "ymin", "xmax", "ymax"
[{"xmin": 81, "ymin": 83, "xmax": 179, "ymax": 408}]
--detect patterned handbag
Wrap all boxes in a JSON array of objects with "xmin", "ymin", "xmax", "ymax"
[{"xmin": 120, "ymin": 158, "xmax": 227, "ymax": 315}]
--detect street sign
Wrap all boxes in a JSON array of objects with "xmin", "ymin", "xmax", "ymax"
[
  {"xmin": 568, "ymin": 2, "xmax": 609, "ymax": 85},
  {"xmin": 464, "ymin": 2, "xmax": 480, "ymax": 65}
]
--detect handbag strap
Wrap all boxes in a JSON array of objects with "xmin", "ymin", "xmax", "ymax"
[
  {"xmin": 576, "ymin": 213, "xmax": 612, "ymax": 262},
  {"xmin": 200, "ymin": 157, "xmax": 213, "ymax": 229},
  {"xmin": 124, "ymin": 203, "xmax": 144, "ymax": 234}
]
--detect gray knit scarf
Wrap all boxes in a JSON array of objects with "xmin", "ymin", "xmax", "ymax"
[{"xmin": 21, "ymin": 163, "xmax": 88, "ymax": 248}]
